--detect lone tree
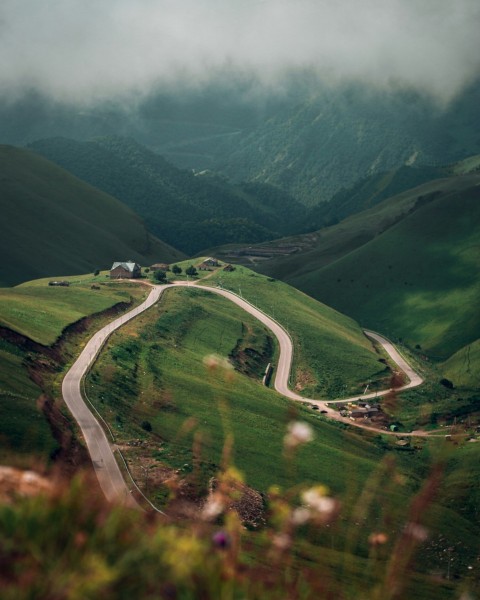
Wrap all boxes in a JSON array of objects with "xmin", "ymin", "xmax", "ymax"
[
  {"xmin": 153, "ymin": 270, "xmax": 167, "ymax": 283},
  {"xmin": 185, "ymin": 265, "xmax": 197, "ymax": 277},
  {"xmin": 171, "ymin": 264, "xmax": 182, "ymax": 275}
]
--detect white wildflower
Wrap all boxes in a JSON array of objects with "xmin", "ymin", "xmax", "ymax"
[
  {"xmin": 404, "ymin": 522, "xmax": 429, "ymax": 542},
  {"xmin": 284, "ymin": 421, "xmax": 314, "ymax": 448},
  {"xmin": 291, "ymin": 507, "xmax": 311, "ymax": 525},
  {"xmin": 301, "ymin": 486, "xmax": 338, "ymax": 522},
  {"xmin": 272, "ymin": 532, "xmax": 291, "ymax": 551},
  {"xmin": 202, "ymin": 495, "xmax": 225, "ymax": 521}
]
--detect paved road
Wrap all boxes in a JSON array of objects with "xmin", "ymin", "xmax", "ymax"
[
  {"xmin": 190, "ymin": 285, "xmax": 423, "ymax": 421},
  {"xmin": 61, "ymin": 285, "xmax": 165, "ymax": 507},
  {"xmin": 62, "ymin": 281, "xmax": 424, "ymax": 504}
]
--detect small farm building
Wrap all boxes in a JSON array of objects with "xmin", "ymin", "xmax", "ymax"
[{"xmin": 110, "ymin": 261, "xmax": 141, "ymax": 279}]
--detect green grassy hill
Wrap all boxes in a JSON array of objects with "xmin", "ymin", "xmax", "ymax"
[
  {"xmin": 82, "ymin": 276, "xmax": 480, "ymax": 590},
  {"xmin": 441, "ymin": 340, "xmax": 480, "ymax": 389},
  {"xmin": 0, "ymin": 275, "xmax": 150, "ymax": 464},
  {"xmin": 87, "ymin": 286, "xmax": 384, "ymax": 495},
  {"xmin": 2, "ymin": 269, "xmax": 480, "ymax": 593},
  {"xmin": 0, "ymin": 145, "xmax": 185, "ymax": 287},
  {"xmin": 281, "ymin": 176, "xmax": 480, "ymax": 365},
  {"xmin": 28, "ymin": 136, "xmax": 308, "ymax": 254},
  {"xmin": 0, "ymin": 273, "xmax": 145, "ymax": 346},
  {"xmin": 301, "ymin": 164, "xmax": 447, "ymax": 231}
]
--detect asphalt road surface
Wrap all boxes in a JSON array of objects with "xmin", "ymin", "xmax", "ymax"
[{"xmin": 61, "ymin": 285, "xmax": 164, "ymax": 507}]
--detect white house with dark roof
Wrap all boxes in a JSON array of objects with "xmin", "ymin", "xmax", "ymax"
[{"xmin": 110, "ymin": 261, "xmax": 141, "ymax": 279}]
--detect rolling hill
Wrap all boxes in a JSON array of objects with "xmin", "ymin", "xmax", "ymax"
[
  {"xmin": 0, "ymin": 145, "xmax": 185, "ymax": 287},
  {"xmin": 28, "ymin": 136, "xmax": 308, "ymax": 255},
  {"xmin": 248, "ymin": 174, "xmax": 480, "ymax": 373}
]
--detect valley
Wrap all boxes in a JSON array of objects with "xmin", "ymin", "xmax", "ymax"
[
  {"xmin": 1, "ymin": 64, "xmax": 479, "ymax": 598},
  {"xmin": 2, "ymin": 263, "xmax": 474, "ymax": 595}
]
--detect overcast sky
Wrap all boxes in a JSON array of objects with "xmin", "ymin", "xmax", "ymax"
[{"xmin": 1, "ymin": 0, "xmax": 479, "ymax": 105}]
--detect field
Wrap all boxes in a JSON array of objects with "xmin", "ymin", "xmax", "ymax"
[
  {"xmin": 0, "ymin": 276, "xmax": 150, "ymax": 465},
  {"xmin": 0, "ymin": 274, "xmax": 149, "ymax": 346},
  {"xmin": 83, "ymin": 282, "xmax": 480, "ymax": 584},
  {"xmin": 199, "ymin": 265, "xmax": 388, "ymax": 398},
  {"xmin": 86, "ymin": 286, "xmax": 385, "ymax": 495},
  {"xmin": 0, "ymin": 267, "xmax": 478, "ymax": 589}
]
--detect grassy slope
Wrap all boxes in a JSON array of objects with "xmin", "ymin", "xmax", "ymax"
[
  {"xmin": 201, "ymin": 265, "xmax": 387, "ymax": 398},
  {"xmin": 301, "ymin": 164, "xmax": 447, "ymax": 231},
  {"xmin": 85, "ymin": 284, "xmax": 480, "ymax": 581},
  {"xmin": 285, "ymin": 178, "xmax": 480, "ymax": 361},
  {"xmin": 0, "ymin": 269, "xmax": 478, "ymax": 587},
  {"xmin": 87, "ymin": 287, "xmax": 383, "ymax": 495},
  {"xmin": 0, "ymin": 145, "xmax": 185, "ymax": 287},
  {"xmin": 0, "ymin": 274, "xmax": 141, "ymax": 346},
  {"xmin": 0, "ymin": 339, "xmax": 50, "ymax": 462},
  {"xmin": 441, "ymin": 339, "xmax": 480, "ymax": 389},
  {"xmin": 253, "ymin": 174, "xmax": 478, "ymax": 280},
  {"xmin": 0, "ymin": 276, "xmax": 151, "ymax": 464}
]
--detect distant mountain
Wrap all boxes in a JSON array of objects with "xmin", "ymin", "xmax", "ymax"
[
  {"xmin": 214, "ymin": 82, "xmax": 480, "ymax": 205},
  {"xmin": 301, "ymin": 164, "xmax": 448, "ymax": 230},
  {"xmin": 0, "ymin": 145, "xmax": 185, "ymax": 287},
  {"xmin": 252, "ymin": 173, "xmax": 480, "ymax": 364},
  {"xmin": 29, "ymin": 137, "xmax": 308, "ymax": 255},
  {"xmin": 3, "ymin": 81, "xmax": 479, "ymax": 210}
]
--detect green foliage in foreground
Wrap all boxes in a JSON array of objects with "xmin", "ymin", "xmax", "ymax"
[
  {"xmin": 1, "ymin": 449, "xmax": 478, "ymax": 600},
  {"xmin": 0, "ymin": 276, "xmax": 146, "ymax": 346}
]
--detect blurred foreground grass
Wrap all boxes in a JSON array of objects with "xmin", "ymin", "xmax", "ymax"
[{"xmin": 1, "ymin": 439, "xmax": 476, "ymax": 600}]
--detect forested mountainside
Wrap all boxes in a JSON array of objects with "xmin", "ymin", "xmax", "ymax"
[
  {"xmin": 214, "ymin": 82, "xmax": 480, "ymax": 205},
  {"xmin": 29, "ymin": 136, "xmax": 308, "ymax": 255},
  {"xmin": 4, "ymin": 80, "xmax": 479, "ymax": 211}
]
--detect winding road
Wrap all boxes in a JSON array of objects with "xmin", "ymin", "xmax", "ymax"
[{"xmin": 62, "ymin": 281, "xmax": 424, "ymax": 505}]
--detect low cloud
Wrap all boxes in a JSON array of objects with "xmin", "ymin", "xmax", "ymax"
[{"xmin": 1, "ymin": 0, "xmax": 479, "ymax": 105}]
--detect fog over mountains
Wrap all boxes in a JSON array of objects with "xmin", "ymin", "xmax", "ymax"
[{"xmin": 1, "ymin": 0, "xmax": 479, "ymax": 105}]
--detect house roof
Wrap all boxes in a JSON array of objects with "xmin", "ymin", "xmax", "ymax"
[{"xmin": 111, "ymin": 261, "xmax": 139, "ymax": 272}]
